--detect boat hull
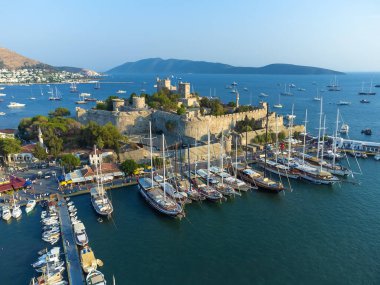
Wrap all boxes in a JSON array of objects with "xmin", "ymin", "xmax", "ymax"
[{"xmin": 138, "ymin": 183, "xmax": 183, "ymax": 217}]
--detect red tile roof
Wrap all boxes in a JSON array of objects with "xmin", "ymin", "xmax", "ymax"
[
  {"xmin": 0, "ymin": 176, "xmax": 26, "ymax": 193},
  {"xmin": 20, "ymin": 144, "xmax": 36, "ymax": 153}
]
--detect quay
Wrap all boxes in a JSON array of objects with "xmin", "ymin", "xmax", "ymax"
[{"xmin": 58, "ymin": 195, "xmax": 85, "ymax": 285}]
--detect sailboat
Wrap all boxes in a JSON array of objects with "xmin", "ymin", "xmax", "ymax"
[
  {"xmin": 49, "ymin": 87, "xmax": 62, "ymax": 101},
  {"xmin": 358, "ymin": 81, "xmax": 376, "ymax": 95},
  {"xmin": 75, "ymin": 93, "xmax": 87, "ymax": 104},
  {"xmin": 90, "ymin": 145, "xmax": 114, "ymax": 217},
  {"xmin": 327, "ymin": 76, "xmax": 341, "ymax": 91},
  {"xmin": 291, "ymin": 99, "xmax": 339, "ymax": 184},
  {"xmin": 70, "ymin": 82, "xmax": 78, "ymax": 93},
  {"xmin": 94, "ymin": 82, "xmax": 100, "ymax": 90},
  {"xmin": 313, "ymin": 88, "xmax": 321, "ymax": 101},
  {"xmin": 280, "ymin": 83, "xmax": 293, "ymax": 96},
  {"xmin": 233, "ymin": 105, "xmax": 285, "ymax": 193},
  {"xmin": 273, "ymin": 94, "xmax": 283, "ymax": 108},
  {"xmin": 257, "ymin": 110, "xmax": 300, "ymax": 179},
  {"xmin": 138, "ymin": 122, "xmax": 184, "ymax": 217}
]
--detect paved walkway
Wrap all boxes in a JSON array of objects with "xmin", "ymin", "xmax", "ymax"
[{"xmin": 58, "ymin": 198, "xmax": 85, "ymax": 285}]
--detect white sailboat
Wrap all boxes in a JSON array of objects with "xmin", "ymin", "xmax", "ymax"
[
  {"xmin": 90, "ymin": 145, "xmax": 114, "ymax": 217},
  {"xmin": 273, "ymin": 94, "xmax": 283, "ymax": 108}
]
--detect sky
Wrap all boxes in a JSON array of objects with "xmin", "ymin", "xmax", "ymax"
[{"xmin": 1, "ymin": 0, "xmax": 380, "ymax": 72}]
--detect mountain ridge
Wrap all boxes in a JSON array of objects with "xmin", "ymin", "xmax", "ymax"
[
  {"xmin": 0, "ymin": 47, "xmax": 98, "ymax": 75},
  {"xmin": 107, "ymin": 58, "xmax": 344, "ymax": 75}
]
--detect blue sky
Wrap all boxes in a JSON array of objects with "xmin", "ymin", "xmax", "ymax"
[{"xmin": 1, "ymin": 0, "xmax": 379, "ymax": 71}]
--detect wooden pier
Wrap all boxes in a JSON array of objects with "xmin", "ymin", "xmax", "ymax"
[{"xmin": 58, "ymin": 196, "xmax": 85, "ymax": 284}]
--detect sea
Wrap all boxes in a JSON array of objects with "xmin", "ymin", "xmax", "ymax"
[{"xmin": 1, "ymin": 73, "xmax": 380, "ymax": 285}]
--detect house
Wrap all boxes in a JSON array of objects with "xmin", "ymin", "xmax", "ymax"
[
  {"xmin": 0, "ymin": 129, "xmax": 16, "ymax": 139},
  {"xmin": 7, "ymin": 144, "xmax": 37, "ymax": 163}
]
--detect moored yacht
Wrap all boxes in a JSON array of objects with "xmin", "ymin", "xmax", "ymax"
[
  {"xmin": 90, "ymin": 146, "xmax": 114, "ymax": 217},
  {"xmin": 7, "ymin": 102, "xmax": 25, "ymax": 108},
  {"xmin": 12, "ymin": 203, "xmax": 22, "ymax": 219},
  {"xmin": 2, "ymin": 206, "xmax": 12, "ymax": 221},
  {"xmin": 138, "ymin": 123, "xmax": 184, "ymax": 217},
  {"xmin": 80, "ymin": 246, "xmax": 98, "ymax": 273},
  {"xmin": 73, "ymin": 222, "xmax": 89, "ymax": 246},
  {"xmin": 86, "ymin": 269, "xmax": 107, "ymax": 285},
  {"xmin": 25, "ymin": 199, "xmax": 37, "ymax": 213}
]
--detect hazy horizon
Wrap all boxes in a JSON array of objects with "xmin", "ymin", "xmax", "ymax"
[{"xmin": 1, "ymin": 0, "xmax": 379, "ymax": 72}]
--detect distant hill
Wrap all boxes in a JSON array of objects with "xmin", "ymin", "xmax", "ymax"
[
  {"xmin": 107, "ymin": 58, "xmax": 344, "ymax": 75},
  {"xmin": 0, "ymin": 47, "xmax": 99, "ymax": 75}
]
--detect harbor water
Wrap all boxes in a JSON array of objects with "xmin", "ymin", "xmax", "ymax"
[{"xmin": 1, "ymin": 73, "xmax": 380, "ymax": 284}]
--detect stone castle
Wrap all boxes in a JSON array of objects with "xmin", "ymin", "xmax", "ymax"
[{"xmin": 76, "ymin": 77, "xmax": 297, "ymax": 145}]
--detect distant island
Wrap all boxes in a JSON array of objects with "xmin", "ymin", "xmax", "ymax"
[{"xmin": 107, "ymin": 58, "xmax": 344, "ymax": 75}]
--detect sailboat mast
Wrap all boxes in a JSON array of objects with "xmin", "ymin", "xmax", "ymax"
[
  {"xmin": 221, "ymin": 131, "xmax": 224, "ymax": 186},
  {"xmin": 264, "ymin": 104, "xmax": 269, "ymax": 178},
  {"xmin": 162, "ymin": 134, "xmax": 166, "ymax": 201},
  {"xmin": 207, "ymin": 127, "xmax": 210, "ymax": 188},
  {"xmin": 288, "ymin": 105, "xmax": 294, "ymax": 164},
  {"xmin": 235, "ymin": 136, "xmax": 238, "ymax": 178},
  {"xmin": 302, "ymin": 109, "xmax": 308, "ymax": 165},
  {"xmin": 320, "ymin": 115, "xmax": 326, "ymax": 172},
  {"xmin": 316, "ymin": 97, "xmax": 323, "ymax": 159},
  {"xmin": 94, "ymin": 145, "xmax": 101, "ymax": 191},
  {"xmin": 275, "ymin": 114, "xmax": 278, "ymax": 163},
  {"xmin": 149, "ymin": 122, "xmax": 153, "ymax": 188},
  {"xmin": 333, "ymin": 109, "xmax": 339, "ymax": 168},
  {"xmin": 187, "ymin": 145, "xmax": 191, "ymax": 191}
]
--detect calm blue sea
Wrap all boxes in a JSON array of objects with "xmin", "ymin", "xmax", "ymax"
[{"xmin": 1, "ymin": 73, "xmax": 380, "ymax": 285}]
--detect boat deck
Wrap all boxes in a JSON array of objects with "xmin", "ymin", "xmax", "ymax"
[{"xmin": 58, "ymin": 196, "xmax": 85, "ymax": 285}]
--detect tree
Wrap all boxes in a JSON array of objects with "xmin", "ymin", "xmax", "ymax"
[
  {"xmin": 61, "ymin": 154, "xmax": 81, "ymax": 172},
  {"xmin": 120, "ymin": 159, "xmax": 138, "ymax": 176},
  {"xmin": 49, "ymin": 107, "xmax": 71, "ymax": 117},
  {"xmin": 47, "ymin": 135, "xmax": 63, "ymax": 158},
  {"xmin": 96, "ymin": 137, "xmax": 104, "ymax": 149},
  {"xmin": 0, "ymin": 138, "xmax": 21, "ymax": 162},
  {"xmin": 176, "ymin": 105, "xmax": 186, "ymax": 115},
  {"xmin": 33, "ymin": 143, "xmax": 48, "ymax": 160}
]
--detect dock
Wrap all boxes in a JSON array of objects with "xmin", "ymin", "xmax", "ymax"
[{"xmin": 58, "ymin": 196, "xmax": 85, "ymax": 285}]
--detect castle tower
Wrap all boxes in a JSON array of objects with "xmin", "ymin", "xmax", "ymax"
[{"xmin": 38, "ymin": 126, "xmax": 43, "ymax": 146}]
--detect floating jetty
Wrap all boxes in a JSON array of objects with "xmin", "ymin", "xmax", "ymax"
[{"xmin": 57, "ymin": 196, "xmax": 85, "ymax": 284}]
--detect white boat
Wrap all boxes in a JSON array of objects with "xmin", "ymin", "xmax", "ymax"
[
  {"xmin": 86, "ymin": 269, "xmax": 107, "ymax": 285},
  {"xmin": 0, "ymin": 93, "xmax": 6, "ymax": 96},
  {"xmin": 259, "ymin": 92, "xmax": 269, "ymax": 97},
  {"xmin": 90, "ymin": 146, "xmax": 114, "ymax": 217},
  {"xmin": 73, "ymin": 222, "xmax": 89, "ymax": 246},
  {"xmin": 285, "ymin": 114, "xmax": 296, "ymax": 120},
  {"xmin": 337, "ymin": 101, "xmax": 351, "ymax": 105},
  {"xmin": 374, "ymin": 153, "xmax": 380, "ymax": 161},
  {"xmin": 80, "ymin": 92, "xmax": 91, "ymax": 97},
  {"xmin": 0, "ymin": 112, "xmax": 6, "ymax": 116},
  {"xmin": 313, "ymin": 97, "xmax": 321, "ymax": 101},
  {"xmin": 12, "ymin": 204, "xmax": 22, "ymax": 219},
  {"xmin": 7, "ymin": 102, "xmax": 25, "ymax": 108},
  {"xmin": 340, "ymin": 124, "xmax": 349, "ymax": 134},
  {"xmin": 281, "ymin": 84, "xmax": 293, "ymax": 96},
  {"xmin": 2, "ymin": 206, "xmax": 12, "ymax": 221},
  {"xmin": 25, "ymin": 200, "xmax": 37, "ymax": 213},
  {"xmin": 0, "ymin": 87, "xmax": 4, "ymax": 90},
  {"xmin": 116, "ymin": 90, "xmax": 126, "ymax": 94},
  {"xmin": 273, "ymin": 93, "xmax": 282, "ymax": 108}
]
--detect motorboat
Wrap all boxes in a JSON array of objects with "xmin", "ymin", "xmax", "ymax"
[
  {"xmin": 12, "ymin": 204, "xmax": 22, "ymax": 219},
  {"xmin": 7, "ymin": 102, "xmax": 25, "ymax": 108},
  {"xmin": 73, "ymin": 222, "xmax": 89, "ymax": 246},
  {"xmin": 361, "ymin": 128, "xmax": 372, "ymax": 135},
  {"xmin": 360, "ymin": 99, "xmax": 370, "ymax": 103},
  {"xmin": 0, "ymin": 112, "xmax": 6, "ymax": 116},
  {"xmin": 337, "ymin": 101, "xmax": 351, "ymax": 105},
  {"xmin": 2, "ymin": 206, "xmax": 12, "ymax": 221},
  {"xmin": 80, "ymin": 246, "xmax": 98, "ymax": 273},
  {"xmin": 116, "ymin": 90, "xmax": 126, "ymax": 94},
  {"xmin": 25, "ymin": 199, "xmax": 37, "ymax": 213},
  {"xmin": 86, "ymin": 269, "xmax": 107, "ymax": 285},
  {"xmin": 340, "ymin": 124, "xmax": 349, "ymax": 134}
]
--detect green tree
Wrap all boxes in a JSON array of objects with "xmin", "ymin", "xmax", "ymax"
[
  {"xmin": 96, "ymin": 137, "xmax": 104, "ymax": 149},
  {"xmin": 0, "ymin": 138, "xmax": 21, "ymax": 162},
  {"xmin": 120, "ymin": 159, "xmax": 138, "ymax": 176},
  {"xmin": 49, "ymin": 107, "xmax": 71, "ymax": 117},
  {"xmin": 61, "ymin": 154, "xmax": 81, "ymax": 172},
  {"xmin": 176, "ymin": 105, "xmax": 186, "ymax": 115},
  {"xmin": 33, "ymin": 143, "xmax": 48, "ymax": 160},
  {"xmin": 47, "ymin": 135, "xmax": 63, "ymax": 158}
]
